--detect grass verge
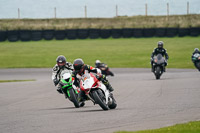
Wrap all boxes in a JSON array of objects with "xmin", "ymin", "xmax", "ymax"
[
  {"xmin": 0, "ymin": 79, "xmax": 36, "ymax": 83},
  {"xmin": 115, "ymin": 121, "xmax": 200, "ymax": 133},
  {"xmin": 0, "ymin": 36, "xmax": 199, "ymax": 68}
]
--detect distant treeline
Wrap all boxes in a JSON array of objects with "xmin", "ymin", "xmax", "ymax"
[{"xmin": 0, "ymin": 28, "xmax": 200, "ymax": 42}]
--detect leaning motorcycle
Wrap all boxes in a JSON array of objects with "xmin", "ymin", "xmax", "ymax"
[
  {"xmin": 192, "ymin": 53, "xmax": 200, "ymax": 71},
  {"xmin": 59, "ymin": 70, "xmax": 80, "ymax": 108},
  {"xmin": 97, "ymin": 63, "xmax": 114, "ymax": 76},
  {"xmin": 79, "ymin": 72, "xmax": 117, "ymax": 110},
  {"xmin": 152, "ymin": 54, "xmax": 166, "ymax": 80}
]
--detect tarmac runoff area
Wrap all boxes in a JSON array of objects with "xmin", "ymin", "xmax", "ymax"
[{"xmin": 0, "ymin": 68, "xmax": 200, "ymax": 133}]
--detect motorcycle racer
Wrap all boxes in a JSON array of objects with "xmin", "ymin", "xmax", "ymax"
[
  {"xmin": 151, "ymin": 41, "xmax": 169, "ymax": 72},
  {"xmin": 52, "ymin": 55, "xmax": 73, "ymax": 95},
  {"xmin": 72, "ymin": 58, "xmax": 114, "ymax": 104},
  {"xmin": 191, "ymin": 48, "xmax": 200, "ymax": 71}
]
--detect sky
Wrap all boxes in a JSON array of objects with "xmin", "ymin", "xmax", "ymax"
[{"xmin": 0, "ymin": 0, "xmax": 199, "ymax": 18}]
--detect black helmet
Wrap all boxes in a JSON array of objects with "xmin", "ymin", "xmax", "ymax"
[
  {"xmin": 158, "ymin": 41, "xmax": 164, "ymax": 48},
  {"xmin": 73, "ymin": 58, "xmax": 84, "ymax": 73},
  {"xmin": 56, "ymin": 55, "xmax": 66, "ymax": 68}
]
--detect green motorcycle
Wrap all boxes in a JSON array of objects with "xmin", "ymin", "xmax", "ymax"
[{"xmin": 59, "ymin": 71, "xmax": 80, "ymax": 108}]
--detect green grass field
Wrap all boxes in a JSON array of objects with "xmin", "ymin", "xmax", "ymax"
[
  {"xmin": 115, "ymin": 121, "xmax": 200, "ymax": 133},
  {"xmin": 0, "ymin": 36, "xmax": 199, "ymax": 68}
]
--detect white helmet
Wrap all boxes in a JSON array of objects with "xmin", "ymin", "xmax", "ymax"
[
  {"xmin": 194, "ymin": 48, "xmax": 199, "ymax": 52},
  {"xmin": 95, "ymin": 60, "xmax": 101, "ymax": 64}
]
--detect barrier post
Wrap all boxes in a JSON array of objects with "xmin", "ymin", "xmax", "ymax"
[
  {"xmin": 145, "ymin": 4, "xmax": 148, "ymax": 16},
  {"xmin": 85, "ymin": 5, "xmax": 87, "ymax": 18},
  {"xmin": 187, "ymin": 2, "xmax": 189, "ymax": 15},
  {"xmin": 167, "ymin": 3, "xmax": 169, "ymax": 16},
  {"xmin": 54, "ymin": 7, "xmax": 57, "ymax": 19},
  {"xmin": 116, "ymin": 5, "xmax": 118, "ymax": 17},
  {"xmin": 18, "ymin": 8, "xmax": 20, "ymax": 19}
]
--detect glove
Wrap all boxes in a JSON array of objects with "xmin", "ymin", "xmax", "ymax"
[{"xmin": 53, "ymin": 79, "xmax": 59, "ymax": 86}]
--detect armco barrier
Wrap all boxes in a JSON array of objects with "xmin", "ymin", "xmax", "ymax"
[
  {"xmin": 190, "ymin": 27, "xmax": 200, "ymax": 37},
  {"xmin": 20, "ymin": 30, "xmax": 31, "ymax": 41},
  {"xmin": 143, "ymin": 28, "xmax": 155, "ymax": 37},
  {"xmin": 155, "ymin": 28, "xmax": 166, "ymax": 37},
  {"xmin": 133, "ymin": 28, "xmax": 143, "ymax": 38},
  {"xmin": 0, "ymin": 31, "xmax": 7, "ymax": 41},
  {"xmin": 166, "ymin": 28, "xmax": 178, "ymax": 37},
  {"xmin": 100, "ymin": 29, "xmax": 111, "ymax": 38},
  {"xmin": 77, "ymin": 29, "xmax": 89, "ymax": 39},
  {"xmin": 122, "ymin": 28, "xmax": 133, "ymax": 38},
  {"xmin": 66, "ymin": 29, "xmax": 77, "ymax": 39},
  {"xmin": 111, "ymin": 29, "xmax": 122, "ymax": 38},
  {"xmin": 31, "ymin": 30, "xmax": 42, "ymax": 41},
  {"xmin": 178, "ymin": 28, "xmax": 189, "ymax": 37},
  {"xmin": 89, "ymin": 29, "xmax": 100, "ymax": 39},
  {"xmin": 55, "ymin": 30, "xmax": 66, "ymax": 40},
  {"xmin": 43, "ymin": 30, "xmax": 54, "ymax": 40},
  {"xmin": 7, "ymin": 30, "xmax": 19, "ymax": 42}
]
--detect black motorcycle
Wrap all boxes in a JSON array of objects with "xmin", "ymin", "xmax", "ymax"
[
  {"xmin": 96, "ymin": 63, "xmax": 114, "ymax": 76},
  {"xmin": 192, "ymin": 53, "xmax": 200, "ymax": 71},
  {"xmin": 152, "ymin": 54, "xmax": 166, "ymax": 79}
]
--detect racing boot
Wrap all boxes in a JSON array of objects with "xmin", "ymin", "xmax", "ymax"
[
  {"xmin": 61, "ymin": 88, "xmax": 69, "ymax": 99},
  {"xmin": 151, "ymin": 67, "xmax": 154, "ymax": 72},
  {"xmin": 104, "ymin": 82, "xmax": 114, "ymax": 92},
  {"xmin": 57, "ymin": 87, "xmax": 63, "ymax": 94},
  {"xmin": 163, "ymin": 67, "xmax": 166, "ymax": 72}
]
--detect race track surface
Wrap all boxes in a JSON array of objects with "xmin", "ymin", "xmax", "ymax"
[{"xmin": 0, "ymin": 68, "xmax": 200, "ymax": 133}]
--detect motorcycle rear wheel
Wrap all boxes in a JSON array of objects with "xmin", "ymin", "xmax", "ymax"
[{"xmin": 108, "ymin": 94, "xmax": 117, "ymax": 109}]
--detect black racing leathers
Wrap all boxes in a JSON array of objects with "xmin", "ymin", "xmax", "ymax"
[
  {"xmin": 72, "ymin": 65, "xmax": 114, "ymax": 101},
  {"xmin": 151, "ymin": 48, "xmax": 169, "ymax": 72},
  {"xmin": 151, "ymin": 48, "xmax": 169, "ymax": 60},
  {"xmin": 72, "ymin": 65, "xmax": 102, "ymax": 87},
  {"xmin": 191, "ymin": 51, "xmax": 200, "ymax": 69}
]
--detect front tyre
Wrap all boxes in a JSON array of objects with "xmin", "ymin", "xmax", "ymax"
[
  {"xmin": 92, "ymin": 90, "xmax": 109, "ymax": 111},
  {"xmin": 69, "ymin": 89, "xmax": 80, "ymax": 108},
  {"xmin": 155, "ymin": 66, "xmax": 161, "ymax": 80}
]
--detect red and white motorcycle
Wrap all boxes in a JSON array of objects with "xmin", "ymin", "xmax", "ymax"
[{"xmin": 79, "ymin": 71, "xmax": 117, "ymax": 110}]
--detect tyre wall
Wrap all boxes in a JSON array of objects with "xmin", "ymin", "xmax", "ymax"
[{"xmin": 1, "ymin": 28, "xmax": 199, "ymax": 42}]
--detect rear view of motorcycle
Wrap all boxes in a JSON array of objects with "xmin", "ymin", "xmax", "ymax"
[
  {"xmin": 59, "ymin": 71, "xmax": 80, "ymax": 108},
  {"xmin": 152, "ymin": 54, "xmax": 166, "ymax": 79},
  {"xmin": 192, "ymin": 53, "xmax": 200, "ymax": 71}
]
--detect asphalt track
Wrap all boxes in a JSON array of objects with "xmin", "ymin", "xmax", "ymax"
[{"xmin": 0, "ymin": 68, "xmax": 200, "ymax": 133}]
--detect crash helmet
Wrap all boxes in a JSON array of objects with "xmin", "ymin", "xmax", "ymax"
[
  {"xmin": 73, "ymin": 58, "xmax": 84, "ymax": 73},
  {"xmin": 95, "ymin": 60, "xmax": 101, "ymax": 67},
  {"xmin": 194, "ymin": 48, "xmax": 199, "ymax": 52},
  {"xmin": 56, "ymin": 55, "xmax": 66, "ymax": 68},
  {"xmin": 158, "ymin": 41, "xmax": 164, "ymax": 49}
]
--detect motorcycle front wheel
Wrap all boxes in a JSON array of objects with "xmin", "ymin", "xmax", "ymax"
[
  {"xmin": 155, "ymin": 66, "xmax": 161, "ymax": 80},
  {"xmin": 92, "ymin": 90, "xmax": 109, "ymax": 111},
  {"xmin": 69, "ymin": 89, "xmax": 80, "ymax": 108}
]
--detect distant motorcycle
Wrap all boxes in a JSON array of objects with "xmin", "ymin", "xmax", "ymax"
[
  {"xmin": 152, "ymin": 54, "xmax": 166, "ymax": 79},
  {"xmin": 192, "ymin": 53, "xmax": 200, "ymax": 71},
  {"xmin": 59, "ymin": 70, "xmax": 80, "ymax": 108},
  {"xmin": 96, "ymin": 63, "xmax": 114, "ymax": 76},
  {"xmin": 79, "ymin": 72, "xmax": 117, "ymax": 110}
]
